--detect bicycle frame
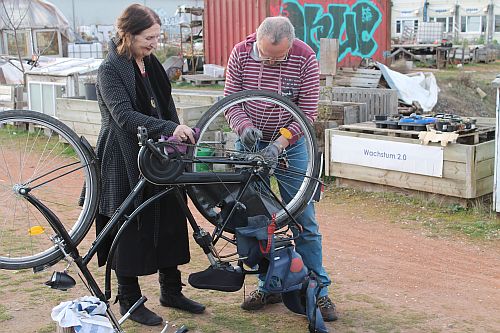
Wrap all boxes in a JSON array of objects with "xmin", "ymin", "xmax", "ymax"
[{"xmin": 22, "ymin": 140, "xmax": 298, "ymax": 332}]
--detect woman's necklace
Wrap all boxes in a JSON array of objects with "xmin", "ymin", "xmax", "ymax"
[
  {"xmin": 139, "ymin": 58, "xmax": 157, "ymax": 110},
  {"xmin": 137, "ymin": 58, "xmax": 146, "ymax": 75}
]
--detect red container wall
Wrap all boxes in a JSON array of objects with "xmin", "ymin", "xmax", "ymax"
[
  {"xmin": 204, "ymin": 0, "xmax": 269, "ymax": 67},
  {"xmin": 204, "ymin": 0, "xmax": 391, "ymax": 68}
]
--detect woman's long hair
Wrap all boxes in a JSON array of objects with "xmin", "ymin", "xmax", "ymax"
[{"xmin": 115, "ymin": 4, "xmax": 161, "ymax": 58}]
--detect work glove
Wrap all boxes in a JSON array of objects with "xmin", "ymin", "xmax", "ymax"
[
  {"xmin": 241, "ymin": 127, "xmax": 263, "ymax": 149},
  {"xmin": 260, "ymin": 141, "xmax": 283, "ymax": 170}
]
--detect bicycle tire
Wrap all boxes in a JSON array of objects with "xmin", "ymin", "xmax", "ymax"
[
  {"xmin": 0, "ymin": 110, "xmax": 100, "ymax": 270},
  {"xmin": 187, "ymin": 90, "xmax": 320, "ymax": 232}
]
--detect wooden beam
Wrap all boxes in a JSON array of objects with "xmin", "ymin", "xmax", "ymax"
[{"xmin": 319, "ymin": 38, "xmax": 338, "ymax": 76}]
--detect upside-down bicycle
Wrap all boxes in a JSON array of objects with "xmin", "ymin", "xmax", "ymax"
[{"xmin": 0, "ymin": 90, "xmax": 321, "ymax": 331}]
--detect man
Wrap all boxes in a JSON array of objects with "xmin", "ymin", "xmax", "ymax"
[{"xmin": 224, "ymin": 16, "xmax": 337, "ymax": 322}]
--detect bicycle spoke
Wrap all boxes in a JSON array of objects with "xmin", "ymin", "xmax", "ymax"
[
  {"xmin": 0, "ymin": 111, "xmax": 99, "ymax": 270},
  {"xmin": 188, "ymin": 90, "xmax": 319, "ymax": 233}
]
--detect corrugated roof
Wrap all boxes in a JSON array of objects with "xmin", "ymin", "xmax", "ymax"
[{"xmin": 25, "ymin": 57, "xmax": 102, "ymax": 76}]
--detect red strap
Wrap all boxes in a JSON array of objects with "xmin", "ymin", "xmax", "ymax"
[{"xmin": 259, "ymin": 213, "xmax": 276, "ymax": 254}]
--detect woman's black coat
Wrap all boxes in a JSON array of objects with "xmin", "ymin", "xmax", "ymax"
[{"xmin": 94, "ymin": 39, "xmax": 190, "ymax": 276}]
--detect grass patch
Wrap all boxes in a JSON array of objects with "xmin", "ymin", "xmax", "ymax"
[
  {"xmin": 340, "ymin": 293, "xmax": 432, "ymax": 333},
  {"xmin": 0, "ymin": 126, "xmax": 78, "ymax": 158},
  {"xmin": 37, "ymin": 322, "xmax": 56, "ymax": 333},
  {"xmin": 0, "ymin": 304, "xmax": 13, "ymax": 322},
  {"xmin": 325, "ymin": 187, "xmax": 500, "ymax": 241}
]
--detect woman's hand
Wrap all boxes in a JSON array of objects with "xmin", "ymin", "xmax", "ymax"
[{"xmin": 173, "ymin": 125, "xmax": 195, "ymax": 143}]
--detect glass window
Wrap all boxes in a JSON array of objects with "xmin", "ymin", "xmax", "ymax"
[
  {"xmin": 396, "ymin": 20, "xmax": 418, "ymax": 34},
  {"xmin": 496, "ymin": 15, "xmax": 500, "ymax": 32},
  {"xmin": 436, "ymin": 17, "xmax": 446, "ymax": 32},
  {"xmin": 432, "ymin": 17, "xmax": 454, "ymax": 33},
  {"xmin": 481, "ymin": 15, "xmax": 486, "ymax": 33},
  {"xmin": 465, "ymin": 16, "xmax": 481, "ymax": 32},
  {"xmin": 448, "ymin": 16, "xmax": 454, "ymax": 33},
  {"xmin": 461, "ymin": 16, "xmax": 466, "ymax": 32},
  {"xmin": 5, "ymin": 31, "xmax": 29, "ymax": 57},
  {"xmin": 42, "ymin": 84, "xmax": 55, "ymax": 116},
  {"xmin": 35, "ymin": 31, "xmax": 59, "ymax": 56},
  {"xmin": 29, "ymin": 83, "xmax": 64, "ymax": 116},
  {"xmin": 29, "ymin": 83, "xmax": 42, "ymax": 112}
]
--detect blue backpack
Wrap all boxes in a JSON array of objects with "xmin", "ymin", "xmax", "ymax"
[{"xmin": 236, "ymin": 215, "xmax": 328, "ymax": 333}]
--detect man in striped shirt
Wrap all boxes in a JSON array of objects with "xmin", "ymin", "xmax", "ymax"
[{"xmin": 224, "ymin": 16, "xmax": 337, "ymax": 322}]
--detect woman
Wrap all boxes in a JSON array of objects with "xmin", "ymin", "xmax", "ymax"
[{"xmin": 94, "ymin": 4, "xmax": 204, "ymax": 326}]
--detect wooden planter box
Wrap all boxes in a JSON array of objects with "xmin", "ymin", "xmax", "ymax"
[
  {"xmin": 55, "ymin": 97, "xmax": 211, "ymax": 147},
  {"xmin": 56, "ymin": 98, "xmax": 101, "ymax": 146},
  {"xmin": 325, "ymin": 124, "xmax": 495, "ymax": 200}
]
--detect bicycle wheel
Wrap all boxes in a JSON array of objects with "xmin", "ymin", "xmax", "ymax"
[
  {"xmin": 0, "ymin": 110, "xmax": 100, "ymax": 270},
  {"xmin": 187, "ymin": 90, "xmax": 320, "ymax": 232}
]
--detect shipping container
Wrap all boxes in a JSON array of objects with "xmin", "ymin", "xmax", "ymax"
[{"xmin": 204, "ymin": 0, "xmax": 391, "ymax": 68}]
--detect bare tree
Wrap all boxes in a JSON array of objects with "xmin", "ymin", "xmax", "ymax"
[{"xmin": 0, "ymin": 0, "xmax": 33, "ymax": 72}]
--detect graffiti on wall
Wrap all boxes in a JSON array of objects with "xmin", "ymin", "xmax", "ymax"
[{"xmin": 279, "ymin": 0, "xmax": 383, "ymax": 61}]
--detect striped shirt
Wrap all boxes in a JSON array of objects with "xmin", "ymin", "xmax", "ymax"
[{"xmin": 224, "ymin": 33, "xmax": 319, "ymax": 145}]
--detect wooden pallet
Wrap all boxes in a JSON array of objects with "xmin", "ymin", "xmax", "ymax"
[
  {"xmin": 182, "ymin": 74, "xmax": 225, "ymax": 86},
  {"xmin": 339, "ymin": 121, "xmax": 422, "ymax": 139},
  {"xmin": 339, "ymin": 120, "xmax": 495, "ymax": 145}
]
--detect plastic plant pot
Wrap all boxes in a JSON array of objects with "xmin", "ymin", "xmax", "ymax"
[
  {"xmin": 195, "ymin": 147, "xmax": 215, "ymax": 172},
  {"xmin": 435, "ymin": 121, "xmax": 450, "ymax": 132}
]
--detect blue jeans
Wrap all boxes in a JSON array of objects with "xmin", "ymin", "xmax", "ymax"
[{"xmin": 237, "ymin": 138, "xmax": 331, "ymax": 297}]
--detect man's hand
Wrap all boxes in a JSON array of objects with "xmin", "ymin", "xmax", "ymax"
[
  {"xmin": 241, "ymin": 127, "xmax": 262, "ymax": 149},
  {"xmin": 260, "ymin": 141, "xmax": 283, "ymax": 169}
]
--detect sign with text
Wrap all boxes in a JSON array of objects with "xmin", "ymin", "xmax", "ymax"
[{"xmin": 331, "ymin": 135, "xmax": 444, "ymax": 177}]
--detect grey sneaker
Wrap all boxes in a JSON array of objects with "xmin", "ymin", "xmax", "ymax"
[
  {"xmin": 241, "ymin": 290, "xmax": 283, "ymax": 310},
  {"xmin": 317, "ymin": 296, "xmax": 338, "ymax": 322}
]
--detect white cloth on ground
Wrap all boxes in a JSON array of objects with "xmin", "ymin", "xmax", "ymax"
[{"xmin": 51, "ymin": 296, "xmax": 113, "ymax": 333}]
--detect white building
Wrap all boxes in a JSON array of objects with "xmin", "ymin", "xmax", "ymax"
[{"xmin": 392, "ymin": 0, "xmax": 500, "ymax": 43}]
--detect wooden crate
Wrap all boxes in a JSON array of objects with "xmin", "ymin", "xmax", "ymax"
[
  {"xmin": 320, "ymin": 87, "xmax": 398, "ymax": 119},
  {"xmin": 318, "ymin": 100, "xmax": 368, "ymax": 124},
  {"xmin": 325, "ymin": 127, "xmax": 495, "ymax": 200},
  {"xmin": 316, "ymin": 101, "xmax": 367, "ymax": 154},
  {"xmin": 333, "ymin": 68, "xmax": 382, "ymax": 88}
]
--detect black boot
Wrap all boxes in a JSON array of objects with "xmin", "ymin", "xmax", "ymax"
[
  {"xmin": 159, "ymin": 269, "xmax": 205, "ymax": 314},
  {"xmin": 117, "ymin": 283, "xmax": 163, "ymax": 326}
]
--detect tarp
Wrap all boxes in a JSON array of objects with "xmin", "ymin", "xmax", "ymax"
[
  {"xmin": 377, "ymin": 62, "xmax": 440, "ymax": 112},
  {"xmin": 0, "ymin": 0, "xmax": 72, "ymax": 40}
]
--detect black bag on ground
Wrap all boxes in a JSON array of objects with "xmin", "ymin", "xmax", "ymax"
[{"xmin": 188, "ymin": 265, "xmax": 244, "ymax": 292}]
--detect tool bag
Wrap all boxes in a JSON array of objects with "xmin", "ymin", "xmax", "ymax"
[{"xmin": 235, "ymin": 215, "xmax": 328, "ymax": 333}]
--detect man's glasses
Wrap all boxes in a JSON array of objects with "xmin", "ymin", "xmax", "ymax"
[{"xmin": 256, "ymin": 45, "xmax": 289, "ymax": 65}]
